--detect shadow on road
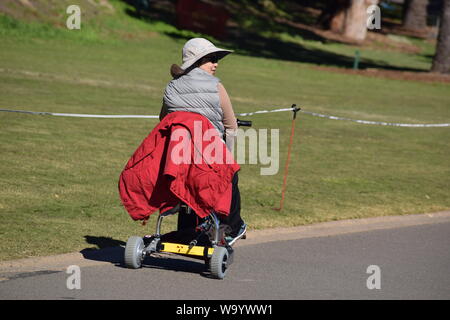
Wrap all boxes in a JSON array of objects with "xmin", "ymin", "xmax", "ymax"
[
  {"xmin": 80, "ymin": 236, "xmax": 126, "ymax": 266},
  {"xmin": 80, "ymin": 235, "xmax": 212, "ymax": 278},
  {"xmin": 83, "ymin": 236, "xmax": 126, "ymax": 249},
  {"xmin": 142, "ymin": 255, "xmax": 212, "ymax": 278}
]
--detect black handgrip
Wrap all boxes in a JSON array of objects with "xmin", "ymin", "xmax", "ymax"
[{"xmin": 237, "ymin": 119, "xmax": 252, "ymax": 127}]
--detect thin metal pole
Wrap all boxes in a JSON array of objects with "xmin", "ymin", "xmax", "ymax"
[{"xmin": 274, "ymin": 104, "xmax": 300, "ymax": 211}]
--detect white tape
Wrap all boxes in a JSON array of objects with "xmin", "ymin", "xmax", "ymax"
[
  {"xmin": 1, "ymin": 107, "xmax": 449, "ymax": 127},
  {"xmin": 0, "ymin": 108, "xmax": 159, "ymax": 118},
  {"xmin": 236, "ymin": 107, "xmax": 295, "ymax": 117},
  {"xmin": 297, "ymin": 110, "xmax": 450, "ymax": 127},
  {"xmin": 236, "ymin": 107, "xmax": 450, "ymax": 128}
]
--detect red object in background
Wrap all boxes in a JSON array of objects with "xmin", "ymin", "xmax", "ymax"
[{"xmin": 176, "ymin": 0, "xmax": 229, "ymax": 39}]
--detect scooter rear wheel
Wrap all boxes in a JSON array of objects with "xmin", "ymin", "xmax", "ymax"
[{"xmin": 124, "ymin": 236, "xmax": 144, "ymax": 269}]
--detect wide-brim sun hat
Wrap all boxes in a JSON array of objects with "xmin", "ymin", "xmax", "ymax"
[{"xmin": 180, "ymin": 38, "xmax": 233, "ymax": 71}]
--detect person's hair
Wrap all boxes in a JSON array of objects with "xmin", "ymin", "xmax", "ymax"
[
  {"xmin": 170, "ymin": 64, "xmax": 185, "ymax": 78},
  {"xmin": 170, "ymin": 59, "xmax": 205, "ymax": 79}
]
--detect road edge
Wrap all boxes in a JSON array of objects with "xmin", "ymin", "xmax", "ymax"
[{"xmin": 1, "ymin": 211, "xmax": 449, "ymax": 276}]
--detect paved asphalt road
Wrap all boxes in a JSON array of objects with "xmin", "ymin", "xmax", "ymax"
[{"xmin": 1, "ymin": 213, "xmax": 449, "ymax": 300}]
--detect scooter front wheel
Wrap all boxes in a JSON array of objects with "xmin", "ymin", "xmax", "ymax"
[{"xmin": 210, "ymin": 246, "xmax": 230, "ymax": 279}]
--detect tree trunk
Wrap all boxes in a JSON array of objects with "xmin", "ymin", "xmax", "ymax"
[
  {"xmin": 343, "ymin": 0, "xmax": 367, "ymax": 41},
  {"xmin": 403, "ymin": 0, "xmax": 429, "ymax": 31},
  {"xmin": 319, "ymin": 0, "xmax": 379, "ymax": 41},
  {"xmin": 431, "ymin": 0, "xmax": 450, "ymax": 74},
  {"xmin": 342, "ymin": 0, "xmax": 379, "ymax": 41},
  {"xmin": 330, "ymin": 8, "xmax": 347, "ymax": 33},
  {"xmin": 317, "ymin": 0, "xmax": 350, "ymax": 33}
]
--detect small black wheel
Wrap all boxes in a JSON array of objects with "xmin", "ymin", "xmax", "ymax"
[
  {"xmin": 210, "ymin": 246, "xmax": 229, "ymax": 279},
  {"xmin": 124, "ymin": 236, "xmax": 144, "ymax": 269}
]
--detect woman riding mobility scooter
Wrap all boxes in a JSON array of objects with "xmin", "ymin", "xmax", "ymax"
[{"xmin": 118, "ymin": 111, "xmax": 251, "ymax": 279}]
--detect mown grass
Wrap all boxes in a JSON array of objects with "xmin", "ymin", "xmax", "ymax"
[{"xmin": 0, "ymin": 1, "xmax": 449, "ymax": 261}]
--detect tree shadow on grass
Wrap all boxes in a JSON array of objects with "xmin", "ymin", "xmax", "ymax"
[
  {"xmin": 172, "ymin": 30, "xmax": 426, "ymax": 72},
  {"xmin": 119, "ymin": 0, "xmax": 426, "ymax": 72}
]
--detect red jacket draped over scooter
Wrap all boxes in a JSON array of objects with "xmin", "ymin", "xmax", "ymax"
[{"xmin": 118, "ymin": 111, "xmax": 240, "ymax": 221}]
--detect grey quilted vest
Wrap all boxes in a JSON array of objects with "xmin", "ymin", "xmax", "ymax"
[{"xmin": 163, "ymin": 68, "xmax": 224, "ymax": 136}]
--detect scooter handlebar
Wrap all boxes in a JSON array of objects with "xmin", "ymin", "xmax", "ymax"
[{"xmin": 237, "ymin": 119, "xmax": 252, "ymax": 127}]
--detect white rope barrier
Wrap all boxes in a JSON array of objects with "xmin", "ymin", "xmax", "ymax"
[{"xmin": 1, "ymin": 107, "xmax": 449, "ymax": 127}]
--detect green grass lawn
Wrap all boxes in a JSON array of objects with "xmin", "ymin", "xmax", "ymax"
[{"xmin": 0, "ymin": 1, "xmax": 449, "ymax": 261}]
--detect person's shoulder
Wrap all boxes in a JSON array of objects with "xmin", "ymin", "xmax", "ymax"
[{"xmin": 191, "ymin": 68, "xmax": 220, "ymax": 82}]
